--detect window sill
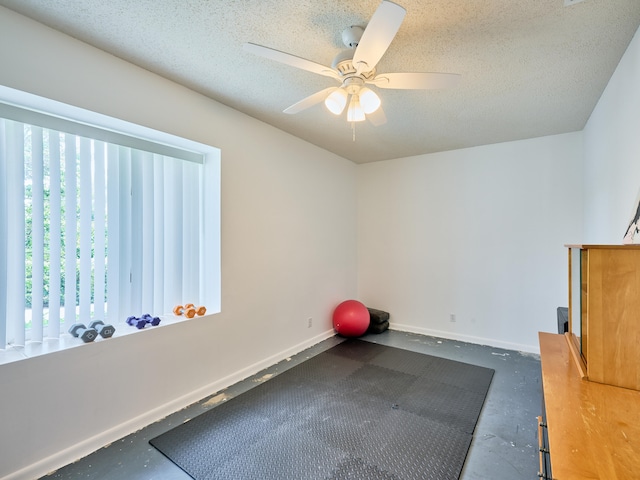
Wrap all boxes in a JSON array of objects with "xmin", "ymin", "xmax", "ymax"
[{"xmin": 0, "ymin": 313, "xmax": 213, "ymax": 366}]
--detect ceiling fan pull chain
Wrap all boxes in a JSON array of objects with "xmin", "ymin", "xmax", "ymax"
[{"xmin": 352, "ymin": 122, "xmax": 356, "ymax": 142}]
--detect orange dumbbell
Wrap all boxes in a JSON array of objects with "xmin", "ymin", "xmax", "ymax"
[
  {"xmin": 173, "ymin": 304, "xmax": 196, "ymax": 318},
  {"xmin": 184, "ymin": 303, "xmax": 207, "ymax": 316}
]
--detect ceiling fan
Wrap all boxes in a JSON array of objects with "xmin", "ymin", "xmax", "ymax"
[{"xmin": 243, "ymin": 0, "xmax": 460, "ymax": 125}]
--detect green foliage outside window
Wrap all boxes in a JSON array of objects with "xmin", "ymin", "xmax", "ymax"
[{"xmin": 23, "ymin": 126, "xmax": 106, "ymax": 326}]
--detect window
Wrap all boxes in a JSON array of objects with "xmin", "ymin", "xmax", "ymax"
[{"xmin": 0, "ymin": 88, "xmax": 220, "ymax": 349}]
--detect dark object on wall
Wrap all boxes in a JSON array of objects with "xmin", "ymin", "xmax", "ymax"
[
  {"xmin": 623, "ymin": 188, "xmax": 640, "ymax": 244},
  {"xmin": 557, "ymin": 307, "xmax": 568, "ymax": 334}
]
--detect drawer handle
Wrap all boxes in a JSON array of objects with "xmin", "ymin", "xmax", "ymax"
[
  {"xmin": 536, "ymin": 416, "xmax": 555, "ymax": 479},
  {"xmin": 537, "ymin": 416, "xmax": 546, "ymax": 450}
]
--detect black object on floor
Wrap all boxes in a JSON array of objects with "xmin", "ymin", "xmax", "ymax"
[
  {"xmin": 149, "ymin": 339, "xmax": 494, "ymax": 480},
  {"xmin": 367, "ymin": 308, "xmax": 390, "ymax": 325},
  {"xmin": 557, "ymin": 306, "xmax": 568, "ymax": 334},
  {"xmin": 368, "ymin": 319, "xmax": 389, "ymax": 334},
  {"xmin": 367, "ymin": 308, "xmax": 390, "ymax": 334}
]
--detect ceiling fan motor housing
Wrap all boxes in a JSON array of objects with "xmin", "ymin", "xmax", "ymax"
[
  {"xmin": 333, "ymin": 26, "xmax": 366, "ymax": 75},
  {"xmin": 332, "ymin": 51, "xmax": 377, "ymax": 81},
  {"xmin": 332, "ymin": 50, "xmax": 357, "ymax": 75},
  {"xmin": 341, "ymin": 25, "xmax": 364, "ymax": 48}
]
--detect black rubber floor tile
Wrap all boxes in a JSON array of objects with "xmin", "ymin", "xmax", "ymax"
[
  {"xmin": 326, "ymin": 338, "xmax": 388, "ymax": 362},
  {"xmin": 276, "ymin": 349, "xmax": 365, "ymax": 386},
  {"xmin": 359, "ymin": 408, "xmax": 472, "ymax": 480},
  {"xmin": 398, "ymin": 376, "xmax": 490, "ymax": 434},
  {"xmin": 335, "ymin": 363, "xmax": 418, "ymax": 404},
  {"xmin": 329, "ymin": 457, "xmax": 401, "ymax": 480},
  {"xmin": 212, "ymin": 425, "xmax": 347, "ymax": 480}
]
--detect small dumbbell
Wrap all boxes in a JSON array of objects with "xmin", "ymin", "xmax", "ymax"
[
  {"xmin": 126, "ymin": 316, "xmax": 148, "ymax": 329},
  {"xmin": 184, "ymin": 303, "xmax": 207, "ymax": 316},
  {"xmin": 88, "ymin": 320, "xmax": 116, "ymax": 338},
  {"xmin": 173, "ymin": 305, "xmax": 197, "ymax": 318},
  {"xmin": 69, "ymin": 323, "xmax": 99, "ymax": 343},
  {"xmin": 140, "ymin": 313, "xmax": 161, "ymax": 326}
]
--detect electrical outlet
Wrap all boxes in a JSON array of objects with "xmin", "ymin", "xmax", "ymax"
[
  {"xmin": 307, "ymin": 317, "xmax": 313, "ymax": 328},
  {"xmin": 450, "ymin": 314, "xmax": 456, "ymax": 323}
]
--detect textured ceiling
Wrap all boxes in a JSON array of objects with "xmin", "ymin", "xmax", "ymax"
[{"xmin": 1, "ymin": 0, "xmax": 640, "ymax": 163}]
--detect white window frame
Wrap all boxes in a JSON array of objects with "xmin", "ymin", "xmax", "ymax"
[{"xmin": 0, "ymin": 85, "xmax": 221, "ymax": 362}]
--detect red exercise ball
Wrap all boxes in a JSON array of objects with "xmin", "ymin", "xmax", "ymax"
[{"xmin": 333, "ymin": 300, "xmax": 370, "ymax": 337}]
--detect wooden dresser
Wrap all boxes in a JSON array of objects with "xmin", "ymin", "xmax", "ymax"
[
  {"xmin": 539, "ymin": 332, "xmax": 640, "ymax": 479},
  {"xmin": 565, "ymin": 244, "xmax": 640, "ymax": 391}
]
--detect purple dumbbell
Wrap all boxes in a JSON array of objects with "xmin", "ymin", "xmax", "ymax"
[
  {"xmin": 126, "ymin": 316, "xmax": 147, "ymax": 329},
  {"xmin": 140, "ymin": 313, "xmax": 161, "ymax": 326}
]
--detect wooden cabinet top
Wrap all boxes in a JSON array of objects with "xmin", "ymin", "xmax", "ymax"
[{"xmin": 539, "ymin": 332, "xmax": 640, "ymax": 479}]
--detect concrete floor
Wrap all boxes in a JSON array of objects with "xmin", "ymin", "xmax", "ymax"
[{"xmin": 42, "ymin": 330, "xmax": 542, "ymax": 480}]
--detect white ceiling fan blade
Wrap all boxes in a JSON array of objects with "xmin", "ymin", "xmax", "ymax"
[
  {"xmin": 352, "ymin": 1, "xmax": 406, "ymax": 74},
  {"xmin": 367, "ymin": 106, "xmax": 387, "ymax": 126},
  {"xmin": 243, "ymin": 43, "xmax": 340, "ymax": 80},
  {"xmin": 369, "ymin": 72, "xmax": 461, "ymax": 90},
  {"xmin": 283, "ymin": 87, "xmax": 338, "ymax": 114}
]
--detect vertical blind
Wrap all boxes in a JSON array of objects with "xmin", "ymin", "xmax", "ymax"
[{"xmin": 0, "ymin": 114, "xmax": 204, "ymax": 348}]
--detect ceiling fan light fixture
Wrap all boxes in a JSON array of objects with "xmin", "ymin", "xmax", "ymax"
[
  {"xmin": 359, "ymin": 87, "xmax": 381, "ymax": 114},
  {"xmin": 325, "ymin": 88, "xmax": 348, "ymax": 115},
  {"xmin": 246, "ymin": 1, "xmax": 461, "ymax": 128},
  {"xmin": 347, "ymin": 95, "xmax": 365, "ymax": 122}
]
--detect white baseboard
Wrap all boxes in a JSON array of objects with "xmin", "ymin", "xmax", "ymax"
[
  {"xmin": 3, "ymin": 329, "xmax": 336, "ymax": 480},
  {"xmin": 389, "ymin": 323, "xmax": 540, "ymax": 355}
]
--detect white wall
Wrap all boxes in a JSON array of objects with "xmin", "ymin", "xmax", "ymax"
[
  {"xmin": 357, "ymin": 133, "xmax": 584, "ymax": 352},
  {"xmin": 0, "ymin": 7, "xmax": 357, "ymax": 479},
  {"xmin": 583, "ymin": 26, "xmax": 640, "ymax": 243},
  {"xmin": 2, "ymin": 4, "xmax": 638, "ymax": 477}
]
